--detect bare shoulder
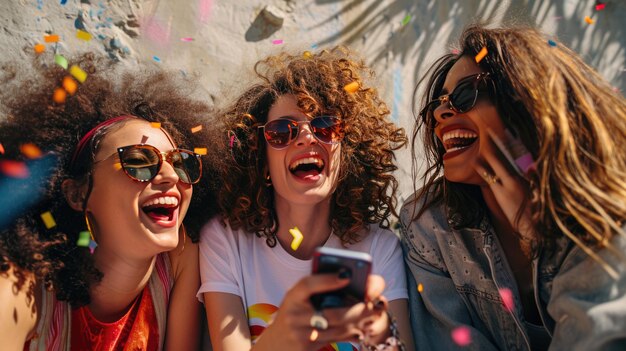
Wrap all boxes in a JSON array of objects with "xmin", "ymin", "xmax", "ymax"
[{"xmin": 0, "ymin": 264, "xmax": 37, "ymax": 351}]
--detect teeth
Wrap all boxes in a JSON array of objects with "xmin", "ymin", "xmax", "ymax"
[
  {"xmin": 143, "ymin": 196, "xmax": 179, "ymax": 207},
  {"xmin": 447, "ymin": 146, "xmax": 470, "ymax": 153},
  {"xmin": 289, "ymin": 157, "xmax": 324, "ymax": 170},
  {"xmin": 442, "ymin": 130, "xmax": 478, "ymax": 142}
]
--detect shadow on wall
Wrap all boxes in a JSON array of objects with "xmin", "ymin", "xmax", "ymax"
[{"xmin": 312, "ymin": 0, "xmax": 625, "ymax": 95}]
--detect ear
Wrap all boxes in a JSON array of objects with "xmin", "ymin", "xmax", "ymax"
[{"xmin": 61, "ymin": 179, "xmax": 87, "ymax": 212}]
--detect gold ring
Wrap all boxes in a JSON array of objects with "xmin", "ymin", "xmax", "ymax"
[
  {"xmin": 309, "ymin": 311, "xmax": 328, "ymax": 330},
  {"xmin": 481, "ymin": 170, "xmax": 500, "ymax": 185}
]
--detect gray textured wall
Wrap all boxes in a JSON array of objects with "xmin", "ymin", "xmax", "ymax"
[{"xmin": 1, "ymin": 0, "xmax": 624, "ymax": 202}]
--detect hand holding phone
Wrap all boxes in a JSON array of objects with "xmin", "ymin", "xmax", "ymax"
[{"xmin": 310, "ymin": 247, "xmax": 372, "ymax": 310}]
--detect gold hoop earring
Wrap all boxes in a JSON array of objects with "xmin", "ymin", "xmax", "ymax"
[
  {"xmin": 178, "ymin": 224, "xmax": 187, "ymax": 255},
  {"xmin": 84, "ymin": 213, "xmax": 96, "ymax": 242}
]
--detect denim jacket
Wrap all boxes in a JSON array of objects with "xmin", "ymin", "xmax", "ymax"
[{"xmin": 399, "ymin": 193, "xmax": 626, "ymax": 351}]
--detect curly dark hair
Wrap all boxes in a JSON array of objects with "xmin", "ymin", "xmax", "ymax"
[
  {"xmin": 0, "ymin": 52, "xmax": 221, "ymax": 306},
  {"xmin": 214, "ymin": 46, "xmax": 407, "ymax": 246},
  {"xmin": 409, "ymin": 24, "xmax": 626, "ymax": 261}
]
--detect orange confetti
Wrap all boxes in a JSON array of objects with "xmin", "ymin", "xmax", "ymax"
[
  {"xmin": 53, "ymin": 87, "xmax": 67, "ymax": 104},
  {"xmin": 584, "ymin": 16, "xmax": 594, "ymax": 24},
  {"xmin": 44, "ymin": 34, "xmax": 59, "ymax": 43},
  {"xmin": 0, "ymin": 160, "xmax": 29, "ymax": 178},
  {"xmin": 474, "ymin": 47, "xmax": 488, "ymax": 63},
  {"xmin": 113, "ymin": 162, "xmax": 122, "ymax": 171},
  {"xmin": 150, "ymin": 122, "xmax": 161, "ymax": 128},
  {"xmin": 194, "ymin": 147, "xmax": 207, "ymax": 155},
  {"xmin": 417, "ymin": 283, "xmax": 424, "ymax": 293},
  {"xmin": 34, "ymin": 43, "xmax": 45, "ymax": 54},
  {"xmin": 343, "ymin": 81, "xmax": 359, "ymax": 93},
  {"xmin": 0, "ymin": 143, "xmax": 4, "ymax": 154},
  {"xmin": 20, "ymin": 144, "xmax": 42, "ymax": 159},
  {"xmin": 191, "ymin": 125, "xmax": 203, "ymax": 133},
  {"xmin": 62, "ymin": 76, "xmax": 78, "ymax": 95},
  {"xmin": 76, "ymin": 29, "xmax": 92, "ymax": 41}
]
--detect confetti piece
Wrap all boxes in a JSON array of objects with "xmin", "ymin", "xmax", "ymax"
[
  {"xmin": 88, "ymin": 239, "xmax": 98, "ymax": 254},
  {"xmin": 76, "ymin": 29, "xmax": 92, "ymax": 41},
  {"xmin": 272, "ymin": 39, "xmax": 283, "ymax": 45},
  {"xmin": 180, "ymin": 37, "xmax": 194, "ymax": 42},
  {"xmin": 141, "ymin": 135, "xmax": 149, "ymax": 144},
  {"xmin": 20, "ymin": 144, "xmax": 42, "ymax": 159},
  {"xmin": 303, "ymin": 51, "xmax": 312, "ymax": 59},
  {"xmin": 191, "ymin": 125, "xmax": 203, "ymax": 133},
  {"xmin": 194, "ymin": 147, "xmax": 207, "ymax": 155},
  {"xmin": 595, "ymin": 2, "xmax": 605, "ymax": 11},
  {"xmin": 289, "ymin": 226, "xmax": 303, "ymax": 251},
  {"xmin": 54, "ymin": 54, "xmax": 68, "ymax": 69},
  {"xmin": 153, "ymin": 56, "xmax": 161, "ymax": 62},
  {"xmin": 499, "ymin": 288, "xmax": 514, "ymax": 312},
  {"xmin": 77, "ymin": 231, "xmax": 91, "ymax": 247},
  {"xmin": 417, "ymin": 283, "xmax": 424, "ymax": 293},
  {"xmin": 451, "ymin": 49, "xmax": 460, "ymax": 55},
  {"xmin": 585, "ymin": 16, "xmax": 594, "ymax": 24},
  {"xmin": 34, "ymin": 44, "xmax": 45, "ymax": 54},
  {"xmin": 44, "ymin": 34, "xmax": 59, "ymax": 43},
  {"xmin": 0, "ymin": 143, "xmax": 4, "ymax": 154},
  {"xmin": 401, "ymin": 14, "xmax": 411, "ymax": 26},
  {"xmin": 62, "ymin": 76, "xmax": 77, "ymax": 95},
  {"xmin": 0, "ymin": 160, "xmax": 29, "ymax": 178},
  {"xmin": 343, "ymin": 81, "xmax": 359, "ymax": 93},
  {"xmin": 451, "ymin": 326, "xmax": 471, "ymax": 346},
  {"xmin": 474, "ymin": 47, "xmax": 488, "ymax": 63},
  {"xmin": 113, "ymin": 162, "xmax": 122, "ymax": 171},
  {"xmin": 40, "ymin": 211, "xmax": 56, "ymax": 229},
  {"xmin": 198, "ymin": 0, "xmax": 213, "ymax": 22},
  {"xmin": 548, "ymin": 40, "xmax": 557, "ymax": 47},
  {"xmin": 60, "ymin": 0, "xmax": 67, "ymax": 4},
  {"xmin": 150, "ymin": 122, "xmax": 161, "ymax": 128},
  {"xmin": 53, "ymin": 87, "xmax": 67, "ymax": 104},
  {"xmin": 69, "ymin": 65, "xmax": 87, "ymax": 83}
]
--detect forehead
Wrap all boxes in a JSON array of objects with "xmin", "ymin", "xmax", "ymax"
[
  {"xmin": 267, "ymin": 94, "xmax": 303, "ymax": 121},
  {"xmin": 442, "ymin": 56, "xmax": 483, "ymax": 93},
  {"xmin": 97, "ymin": 119, "xmax": 176, "ymax": 156}
]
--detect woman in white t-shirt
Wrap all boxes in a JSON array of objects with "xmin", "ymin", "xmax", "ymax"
[{"xmin": 198, "ymin": 46, "xmax": 415, "ymax": 351}]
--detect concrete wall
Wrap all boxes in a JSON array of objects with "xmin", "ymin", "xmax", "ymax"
[{"xmin": 1, "ymin": 0, "xmax": 624, "ymax": 202}]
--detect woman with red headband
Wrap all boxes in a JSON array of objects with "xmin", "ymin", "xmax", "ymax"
[
  {"xmin": 0, "ymin": 53, "xmax": 220, "ymax": 350},
  {"xmin": 198, "ymin": 47, "xmax": 415, "ymax": 351}
]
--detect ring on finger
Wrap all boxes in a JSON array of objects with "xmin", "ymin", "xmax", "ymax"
[{"xmin": 309, "ymin": 310, "xmax": 328, "ymax": 330}]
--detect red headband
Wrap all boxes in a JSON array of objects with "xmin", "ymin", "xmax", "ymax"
[{"xmin": 69, "ymin": 115, "xmax": 138, "ymax": 168}]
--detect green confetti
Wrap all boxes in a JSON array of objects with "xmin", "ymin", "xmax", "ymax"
[
  {"xmin": 77, "ymin": 231, "xmax": 91, "ymax": 247},
  {"xmin": 54, "ymin": 54, "xmax": 68, "ymax": 69},
  {"xmin": 401, "ymin": 14, "xmax": 411, "ymax": 26}
]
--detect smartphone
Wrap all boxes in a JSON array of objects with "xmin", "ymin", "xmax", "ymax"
[{"xmin": 310, "ymin": 247, "xmax": 372, "ymax": 310}]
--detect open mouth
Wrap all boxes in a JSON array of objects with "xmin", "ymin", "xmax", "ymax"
[
  {"xmin": 442, "ymin": 129, "xmax": 478, "ymax": 153},
  {"xmin": 288, "ymin": 157, "xmax": 325, "ymax": 180},
  {"xmin": 141, "ymin": 196, "xmax": 179, "ymax": 222}
]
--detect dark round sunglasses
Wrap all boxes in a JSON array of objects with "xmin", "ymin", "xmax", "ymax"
[
  {"xmin": 420, "ymin": 72, "xmax": 491, "ymax": 116},
  {"xmin": 258, "ymin": 115, "xmax": 345, "ymax": 150},
  {"xmin": 94, "ymin": 144, "xmax": 202, "ymax": 184}
]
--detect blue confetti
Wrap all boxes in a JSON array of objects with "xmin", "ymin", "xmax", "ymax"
[
  {"xmin": 548, "ymin": 40, "xmax": 557, "ymax": 47},
  {"xmin": 60, "ymin": 0, "xmax": 67, "ymax": 4},
  {"xmin": 153, "ymin": 56, "xmax": 161, "ymax": 62}
]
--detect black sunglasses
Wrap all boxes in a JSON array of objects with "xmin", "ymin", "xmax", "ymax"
[
  {"xmin": 94, "ymin": 144, "xmax": 202, "ymax": 184},
  {"xmin": 421, "ymin": 72, "xmax": 491, "ymax": 116},
  {"xmin": 258, "ymin": 116, "xmax": 345, "ymax": 150}
]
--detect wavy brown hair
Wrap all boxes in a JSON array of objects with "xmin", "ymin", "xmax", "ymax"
[
  {"xmin": 0, "ymin": 53, "xmax": 221, "ymax": 305},
  {"xmin": 409, "ymin": 24, "xmax": 626, "ymax": 274},
  {"xmin": 216, "ymin": 46, "xmax": 407, "ymax": 246}
]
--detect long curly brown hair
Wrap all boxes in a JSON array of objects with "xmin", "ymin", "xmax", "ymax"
[
  {"xmin": 409, "ymin": 24, "xmax": 626, "ymax": 271},
  {"xmin": 0, "ymin": 52, "xmax": 221, "ymax": 306},
  {"xmin": 215, "ymin": 46, "xmax": 407, "ymax": 246}
]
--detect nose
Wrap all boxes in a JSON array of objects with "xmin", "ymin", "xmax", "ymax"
[
  {"xmin": 152, "ymin": 153, "xmax": 180, "ymax": 185},
  {"xmin": 433, "ymin": 96, "xmax": 454, "ymax": 123},
  {"xmin": 294, "ymin": 121, "xmax": 318, "ymax": 147}
]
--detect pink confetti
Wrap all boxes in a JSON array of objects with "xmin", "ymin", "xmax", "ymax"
[
  {"xmin": 272, "ymin": 39, "xmax": 283, "ymax": 45},
  {"xmin": 595, "ymin": 3, "xmax": 605, "ymax": 11},
  {"xmin": 499, "ymin": 288, "xmax": 514, "ymax": 312},
  {"xmin": 451, "ymin": 49, "xmax": 460, "ymax": 55},
  {"xmin": 198, "ymin": 0, "xmax": 213, "ymax": 23},
  {"xmin": 142, "ymin": 17, "xmax": 171, "ymax": 48},
  {"xmin": 180, "ymin": 37, "xmax": 194, "ymax": 42},
  {"xmin": 451, "ymin": 326, "xmax": 471, "ymax": 346}
]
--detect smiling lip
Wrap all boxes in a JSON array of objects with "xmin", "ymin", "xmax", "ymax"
[
  {"xmin": 141, "ymin": 192, "xmax": 180, "ymax": 229},
  {"xmin": 288, "ymin": 151, "xmax": 326, "ymax": 183}
]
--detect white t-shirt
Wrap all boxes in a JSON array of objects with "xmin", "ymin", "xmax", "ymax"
[{"xmin": 197, "ymin": 217, "xmax": 407, "ymax": 348}]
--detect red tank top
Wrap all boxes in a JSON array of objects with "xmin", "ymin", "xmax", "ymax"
[{"xmin": 70, "ymin": 286, "xmax": 159, "ymax": 350}]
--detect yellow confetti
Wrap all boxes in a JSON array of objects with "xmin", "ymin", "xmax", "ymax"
[
  {"xmin": 44, "ymin": 34, "xmax": 59, "ymax": 43},
  {"xmin": 194, "ymin": 147, "xmax": 207, "ymax": 155},
  {"xmin": 474, "ymin": 46, "xmax": 488, "ymax": 63},
  {"xmin": 585, "ymin": 16, "xmax": 594, "ymax": 24},
  {"xmin": 40, "ymin": 211, "xmax": 56, "ymax": 229},
  {"xmin": 150, "ymin": 122, "xmax": 162, "ymax": 128},
  {"xmin": 417, "ymin": 283, "xmax": 424, "ymax": 293},
  {"xmin": 69, "ymin": 65, "xmax": 87, "ymax": 83},
  {"xmin": 20, "ymin": 144, "xmax": 42, "ymax": 159},
  {"xmin": 77, "ymin": 231, "xmax": 91, "ymax": 247},
  {"xmin": 303, "ymin": 51, "xmax": 313, "ymax": 59},
  {"xmin": 76, "ymin": 29, "xmax": 92, "ymax": 41},
  {"xmin": 289, "ymin": 226, "xmax": 304, "ymax": 251},
  {"xmin": 53, "ymin": 87, "xmax": 67, "ymax": 104},
  {"xmin": 343, "ymin": 81, "xmax": 359, "ymax": 93},
  {"xmin": 191, "ymin": 125, "xmax": 203, "ymax": 133},
  {"xmin": 34, "ymin": 43, "xmax": 45, "ymax": 54},
  {"xmin": 62, "ymin": 76, "xmax": 77, "ymax": 95}
]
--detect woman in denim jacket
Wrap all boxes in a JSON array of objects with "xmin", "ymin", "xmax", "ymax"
[{"xmin": 400, "ymin": 24, "xmax": 626, "ymax": 350}]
